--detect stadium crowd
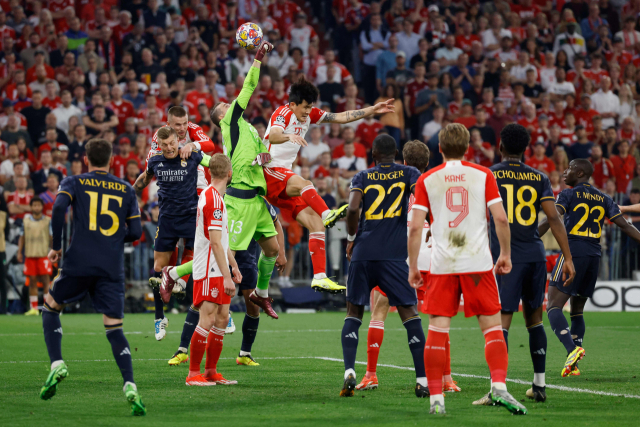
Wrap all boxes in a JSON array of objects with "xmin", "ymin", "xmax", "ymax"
[{"xmin": 2, "ymin": 0, "xmax": 640, "ymax": 312}]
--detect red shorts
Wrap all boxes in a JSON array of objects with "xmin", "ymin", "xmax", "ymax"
[
  {"xmin": 193, "ymin": 277, "xmax": 231, "ymax": 307},
  {"xmin": 425, "ymin": 270, "xmax": 501, "ymax": 318},
  {"xmin": 263, "ymin": 167, "xmax": 307, "ymax": 219},
  {"xmin": 24, "ymin": 257, "xmax": 52, "ymax": 277}
]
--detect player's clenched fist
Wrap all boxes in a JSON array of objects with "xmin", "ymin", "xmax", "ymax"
[
  {"xmin": 409, "ymin": 266, "xmax": 424, "ymax": 289},
  {"xmin": 494, "ymin": 255, "xmax": 512, "ymax": 276}
]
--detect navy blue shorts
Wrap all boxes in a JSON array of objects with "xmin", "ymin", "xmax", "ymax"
[
  {"xmin": 347, "ymin": 260, "xmax": 417, "ymax": 307},
  {"xmin": 155, "ymin": 214, "xmax": 195, "ymax": 252},
  {"xmin": 238, "ymin": 266, "xmax": 257, "ymax": 291},
  {"xmin": 550, "ymin": 255, "xmax": 600, "ymax": 298},
  {"xmin": 497, "ymin": 261, "xmax": 547, "ymax": 312},
  {"xmin": 49, "ymin": 269, "xmax": 125, "ymax": 319}
]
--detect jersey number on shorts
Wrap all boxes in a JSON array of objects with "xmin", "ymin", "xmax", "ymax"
[
  {"xmin": 501, "ymin": 184, "xmax": 537, "ymax": 226},
  {"xmin": 86, "ymin": 191, "xmax": 123, "ymax": 236},
  {"xmin": 230, "ymin": 220, "xmax": 243, "ymax": 234},
  {"xmin": 446, "ymin": 187, "xmax": 468, "ymax": 227},
  {"xmin": 570, "ymin": 203, "xmax": 605, "ymax": 238},
  {"xmin": 364, "ymin": 183, "xmax": 405, "ymax": 220}
]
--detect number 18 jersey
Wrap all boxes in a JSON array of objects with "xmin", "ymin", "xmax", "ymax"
[
  {"xmin": 350, "ymin": 163, "xmax": 421, "ymax": 261},
  {"xmin": 489, "ymin": 161, "xmax": 555, "ymax": 263},
  {"xmin": 413, "ymin": 160, "xmax": 502, "ymax": 275}
]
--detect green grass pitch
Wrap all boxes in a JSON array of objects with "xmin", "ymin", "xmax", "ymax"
[{"xmin": 1, "ymin": 311, "xmax": 639, "ymax": 426}]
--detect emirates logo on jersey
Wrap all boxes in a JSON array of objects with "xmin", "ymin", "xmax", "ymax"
[{"xmin": 211, "ymin": 287, "xmax": 219, "ymax": 298}]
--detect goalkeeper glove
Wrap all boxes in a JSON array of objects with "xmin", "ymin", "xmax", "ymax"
[{"xmin": 252, "ymin": 152, "xmax": 272, "ymax": 166}]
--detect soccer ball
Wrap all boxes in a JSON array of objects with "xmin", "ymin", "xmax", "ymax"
[{"xmin": 236, "ymin": 22, "xmax": 263, "ymax": 51}]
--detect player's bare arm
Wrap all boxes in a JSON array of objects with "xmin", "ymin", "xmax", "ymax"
[
  {"xmin": 488, "ymin": 202, "xmax": 512, "ymax": 276},
  {"xmin": 274, "ymin": 218, "xmax": 287, "ymax": 272},
  {"xmin": 133, "ymin": 170, "xmax": 154, "ymax": 194},
  {"xmin": 209, "ymin": 228, "xmax": 236, "ymax": 297},
  {"xmin": 345, "ymin": 189, "xmax": 363, "ymax": 261},
  {"xmin": 541, "ymin": 200, "xmax": 575, "ymax": 287},
  {"xmin": 538, "ymin": 205, "xmax": 565, "ymax": 236},
  {"xmin": 612, "ymin": 215, "xmax": 640, "ymax": 245},
  {"xmin": 619, "ymin": 203, "xmax": 640, "ymax": 214},
  {"xmin": 268, "ymin": 126, "xmax": 308, "ymax": 146},
  {"xmin": 322, "ymin": 99, "xmax": 395, "ymax": 124},
  {"xmin": 228, "ymin": 247, "xmax": 243, "ymax": 284},
  {"xmin": 408, "ymin": 207, "xmax": 427, "ymax": 289}
]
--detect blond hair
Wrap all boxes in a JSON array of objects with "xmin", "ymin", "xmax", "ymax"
[
  {"xmin": 156, "ymin": 126, "xmax": 177, "ymax": 141},
  {"xmin": 209, "ymin": 153, "xmax": 232, "ymax": 179},
  {"xmin": 438, "ymin": 123, "xmax": 469, "ymax": 159}
]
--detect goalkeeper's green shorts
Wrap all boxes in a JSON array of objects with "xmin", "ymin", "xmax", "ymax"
[{"xmin": 225, "ymin": 193, "xmax": 277, "ymax": 251}]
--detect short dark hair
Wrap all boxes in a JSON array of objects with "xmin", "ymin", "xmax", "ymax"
[
  {"xmin": 85, "ymin": 138, "xmax": 112, "ymax": 167},
  {"xmin": 573, "ymin": 158, "xmax": 594, "ymax": 178},
  {"xmin": 500, "ymin": 123, "xmax": 530, "ymax": 156},
  {"xmin": 631, "ymin": 189, "xmax": 640, "ymax": 196},
  {"xmin": 30, "ymin": 196, "xmax": 43, "ymax": 207},
  {"xmin": 288, "ymin": 76, "xmax": 319, "ymax": 105},
  {"xmin": 168, "ymin": 106, "xmax": 187, "ymax": 118},
  {"xmin": 372, "ymin": 134, "xmax": 397, "ymax": 157},
  {"xmin": 402, "ymin": 140, "xmax": 430, "ymax": 172}
]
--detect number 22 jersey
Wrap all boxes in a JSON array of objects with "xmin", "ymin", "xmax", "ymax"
[{"xmin": 350, "ymin": 163, "xmax": 421, "ymax": 261}]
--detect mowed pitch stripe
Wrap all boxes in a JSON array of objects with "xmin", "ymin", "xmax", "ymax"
[{"xmin": 3, "ymin": 355, "xmax": 639, "ymax": 400}]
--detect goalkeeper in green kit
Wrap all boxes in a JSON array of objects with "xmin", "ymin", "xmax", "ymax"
[{"xmin": 161, "ymin": 41, "xmax": 282, "ymax": 318}]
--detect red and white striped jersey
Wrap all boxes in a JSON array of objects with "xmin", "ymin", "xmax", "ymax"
[
  {"xmin": 196, "ymin": 165, "xmax": 211, "ymax": 195},
  {"xmin": 147, "ymin": 122, "xmax": 211, "ymax": 163},
  {"xmin": 412, "ymin": 160, "xmax": 502, "ymax": 275},
  {"xmin": 193, "ymin": 186, "xmax": 228, "ymax": 281},
  {"xmin": 264, "ymin": 105, "xmax": 327, "ymax": 169},
  {"xmin": 407, "ymin": 193, "xmax": 431, "ymax": 272}
]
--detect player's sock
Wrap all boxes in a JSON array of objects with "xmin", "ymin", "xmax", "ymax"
[
  {"xmin": 502, "ymin": 328, "xmax": 509, "ymax": 352},
  {"xmin": 152, "ymin": 272, "xmax": 164, "ymax": 319},
  {"xmin": 188, "ymin": 325, "xmax": 208, "ymax": 375},
  {"xmin": 570, "ymin": 313, "xmax": 585, "ymax": 347},
  {"xmin": 483, "ymin": 325, "xmax": 508, "ymax": 385},
  {"xmin": 366, "ymin": 320, "xmax": 384, "ymax": 375},
  {"xmin": 204, "ymin": 327, "xmax": 225, "ymax": 374},
  {"xmin": 30, "ymin": 295, "xmax": 38, "ymax": 310},
  {"xmin": 179, "ymin": 305, "xmax": 200, "ymax": 352},
  {"xmin": 300, "ymin": 184, "xmax": 330, "ymax": 220},
  {"xmin": 341, "ymin": 317, "xmax": 362, "ymax": 373},
  {"xmin": 444, "ymin": 334, "xmax": 452, "ymax": 377},
  {"xmin": 547, "ymin": 306, "xmax": 576, "ymax": 354},
  {"xmin": 403, "ymin": 316, "xmax": 427, "ymax": 382},
  {"xmin": 179, "ymin": 249, "xmax": 194, "ymax": 283},
  {"xmin": 169, "ymin": 247, "xmax": 178, "ymax": 268},
  {"xmin": 527, "ymin": 322, "xmax": 547, "ymax": 387},
  {"xmin": 308, "ymin": 232, "xmax": 327, "ymax": 279},
  {"xmin": 105, "ymin": 324, "xmax": 134, "ymax": 385},
  {"xmin": 240, "ymin": 313, "xmax": 260, "ymax": 354},
  {"xmin": 425, "ymin": 325, "xmax": 448, "ymax": 396},
  {"xmin": 171, "ymin": 260, "xmax": 193, "ymax": 280},
  {"xmin": 256, "ymin": 254, "xmax": 276, "ymax": 298},
  {"xmin": 42, "ymin": 302, "xmax": 63, "ymax": 365}
]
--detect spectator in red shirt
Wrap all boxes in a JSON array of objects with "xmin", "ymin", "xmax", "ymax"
[
  {"xmin": 590, "ymin": 144, "xmax": 614, "ymax": 190},
  {"xmin": 517, "ymin": 102, "xmax": 539, "ymax": 134},
  {"xmin": 356, "ymin": 116, "xmax": 384, "ymax": 151},
  {"xmin": 13, "ymin": 83, "xmax": 32, "ymax": 112},
  {"xmin": 41, "ymin": 80, "xmax": 62, "ymax": 110},
  {"xmin": 26, "ymin": 50, "xmax": 55, "ymax": 84},
  {"xmin": 454, "ymin": 99, "xmax": 477, "ymax": 129},
  {"xmin": 611, "ymin": 140, "xmax": 637, "ymax": 194},
  {"xmin": 574, "ymin": 93, "xmax": 599, "ymax": 134},
  {"xmin": 269, "ymin": 0, "xmax": 301, "ymax": 35},
  {"xmin": 111, "ymin": 138, "xmax": 139, "ymax": 179},
  {"xmin": 106, "ymin": 85, "xmax": 135, "ymax": 135},
  {"xmin": 464, "ymin": 128, "xmax": 494, "ymax": 167},
  {"xmin": 40, "ymin": 173, "xmax": 59, "ymax": 217},
  {"xmin": 312, "ymin": 151, "xmax": 333, "ymax": 179},
  {"xmin": 332, "ymin": 127, "xmax": 367, "ymax": 159},
  {"xmin": 7, "ymin": 175, "xmax": 32, "ymax": 221},
  {"xmin": 125, "ymin": 159, "xmax": 149, "ymax": 204},
  {"xmin": 526, "ymin": 141, "xmax": 556, "ymax": 175}
]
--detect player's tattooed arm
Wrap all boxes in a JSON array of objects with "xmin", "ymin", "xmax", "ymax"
[
  {"xmin": 322, "ymin": 99, "xmax": 396, "ymax": 124},
  {"xmin": 133, "ymin": 171, "xmax": 153, "ymax": 194}
]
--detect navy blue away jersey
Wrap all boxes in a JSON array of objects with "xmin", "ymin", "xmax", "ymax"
[
  {"xmin": 489, "ymin": 161, "xmax": 555, "ymax": 263},
  {"xmin": 234, "ymin": 198, "xmax": 278, "ymax": 269},
  {"xmin": 146, "ymin": 150, "xmax": 203, "ymax": 217},
  {"xmin": 59, "ymin": 171, "xmax": 140, "ymax": 279},
  {"xmin": 350, "ymin": 163, "xmax": 421, "ymax": 261},
  {"xmin": 556, "ymin": 182, "xmax": 622, "ymax": 257}
]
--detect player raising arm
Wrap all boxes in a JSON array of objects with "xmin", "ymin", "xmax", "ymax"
[
  {"xmin": 539, "ymin": 159, "xmax": 640, "ymax": 378},
  {"xmin": 408, "ymin": 123, "xmax": 526, "ymax": 416},
  {"xmin": 40, "ymin": 139, "xmax": 145, "ymax": 416}
]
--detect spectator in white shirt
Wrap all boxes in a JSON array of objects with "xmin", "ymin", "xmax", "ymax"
[
  {"xmin": 396, "ymin": 18, "xmax": 421, "ymax": 61},
  {"xmin": 52, "ymin": 90, "xmax": 84, "ymax": 134},
  {"xmin": 336, "ymin": 141, "xmax": 367, "ymax": 179},
  {"xmin": 422, "ymin": 105, "xmax": 444, "ymax": 142},
  {"xmin": 272, "ymin": 40, "xmax": 296, "ymax": 79},
  {"xmin": 510, "ymin": 51, "xmax": 537, "ymax": 83},
  {"xmin": 360, "ymin": 14, "xmax": 390, "ymax": 104},
  {"xmin": 590, "ymin": 76, "xmax": 620, "ymax": 129},
  {"xmin": 435, "ymin": 34, "xmax": 463, "ymax": 71},
  {"xmin": 0, "ymin": 144, "xmax": 29, "ymax": 184},
  {"xmin": 482, "ymin": 13, "xmax": 512, "ymax": 57},
  {"xmin": 539, "ymin": 51, "xmax": 557, "ymax": 91},
  {"xmin": 548, "ymin": 68, "xmax": 576, "ymax": 101},
  {"xmin": 553, "ymin": 23, "xmax": 586, "ymax": 67},
  {"xmin": 614, "ymin": 16, "xmax": 640, "ymax": 51},
  {"xmin": 301, "ymin": 126, "xmax": 331, "ymax": 167}
]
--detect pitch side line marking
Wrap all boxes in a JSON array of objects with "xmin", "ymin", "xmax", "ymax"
[{"xmin": 2, "ymin": 355, "xmax": 639, "ymax": 400}]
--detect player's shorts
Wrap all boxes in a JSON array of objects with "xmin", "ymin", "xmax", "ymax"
[
  {"xmin": 237, "ymin": 266, "xmax": 258, "ymax": 291},
  {"xmin": 193, "ymin": 277, "xmax": 231, "ymax": 307},
  {"xmin": 49, "ymin": 269, "xmax": 125, "ymax": 319},
  {"xmin": 372, "ymin": 271, "xmax": 428, "ymax": 302},
  {"xmin": 347, "ymin": 260, "xmax": 417, "ymax": 307},
  {"xmin": 425, "ymin": 270, "xmax": 501, "ymax": 318},
  {"xmin": 24, "ymin": 257, "xmax": 53, "ymax": 276},
  {"xmin": 225, "ymin": 194, "xmax": 278, "ymax": 252},
  {"xmin": 497, "ymin": 262, "xmax": 547, "ymax": 312},
  {"xmin": 549, "ymin": 255, "xmax": 600, "ymax": 298},
  {"xmin": 263, "ymin": 167, "xmax": 307, "ymax": 219},
  {"xmin": 155, "ymin": 214, "xmax": 196, "ymax": 253}
]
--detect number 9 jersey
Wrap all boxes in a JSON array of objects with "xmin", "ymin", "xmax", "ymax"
[{"xmin": 350, "ymin": 163, "xmax": 421, "ymax": 261}]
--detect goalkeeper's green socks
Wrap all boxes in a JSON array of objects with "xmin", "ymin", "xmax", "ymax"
[
  {"xmin": 256, "ymin": 253, "xmax": 276, "ymax": 297},
  {"xmin": 170, "ymin": 261, "xmax": 193, "ymax": 280}
]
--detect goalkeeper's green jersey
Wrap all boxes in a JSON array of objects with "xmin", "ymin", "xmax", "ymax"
[{"xmin": 220, "ymin": 65, "xmax": 268, "ymax": 195}]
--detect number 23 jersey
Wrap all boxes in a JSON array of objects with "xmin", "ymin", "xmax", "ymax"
[
  {"xmin": 413, "ymin": 160, "xmax": 502, "ymax": 275},
  {"xmin": 350, "ymin": 163, "xmax": 421, "ymax": 261},
  {"xmin": 555, "ymin": 182, "xmax": 621, "ymax": 257}
]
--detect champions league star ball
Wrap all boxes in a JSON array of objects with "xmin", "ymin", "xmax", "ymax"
[{"xmin": 236, "ymin": 22, "xmax": 263, "ymax": 51}]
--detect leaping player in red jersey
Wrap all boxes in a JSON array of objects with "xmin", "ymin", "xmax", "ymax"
[{"xmin": 264, "ymin": 78, "xmax": 394, "ymax": 293}]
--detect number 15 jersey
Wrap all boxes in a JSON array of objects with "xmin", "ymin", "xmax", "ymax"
[
  {"xmin": 413, "ymin": 160, "xmax": 502, "ymax": 274},
  {"xmin": 350, "ymin": 163, "xmax": 421, "ymax": 261}
]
